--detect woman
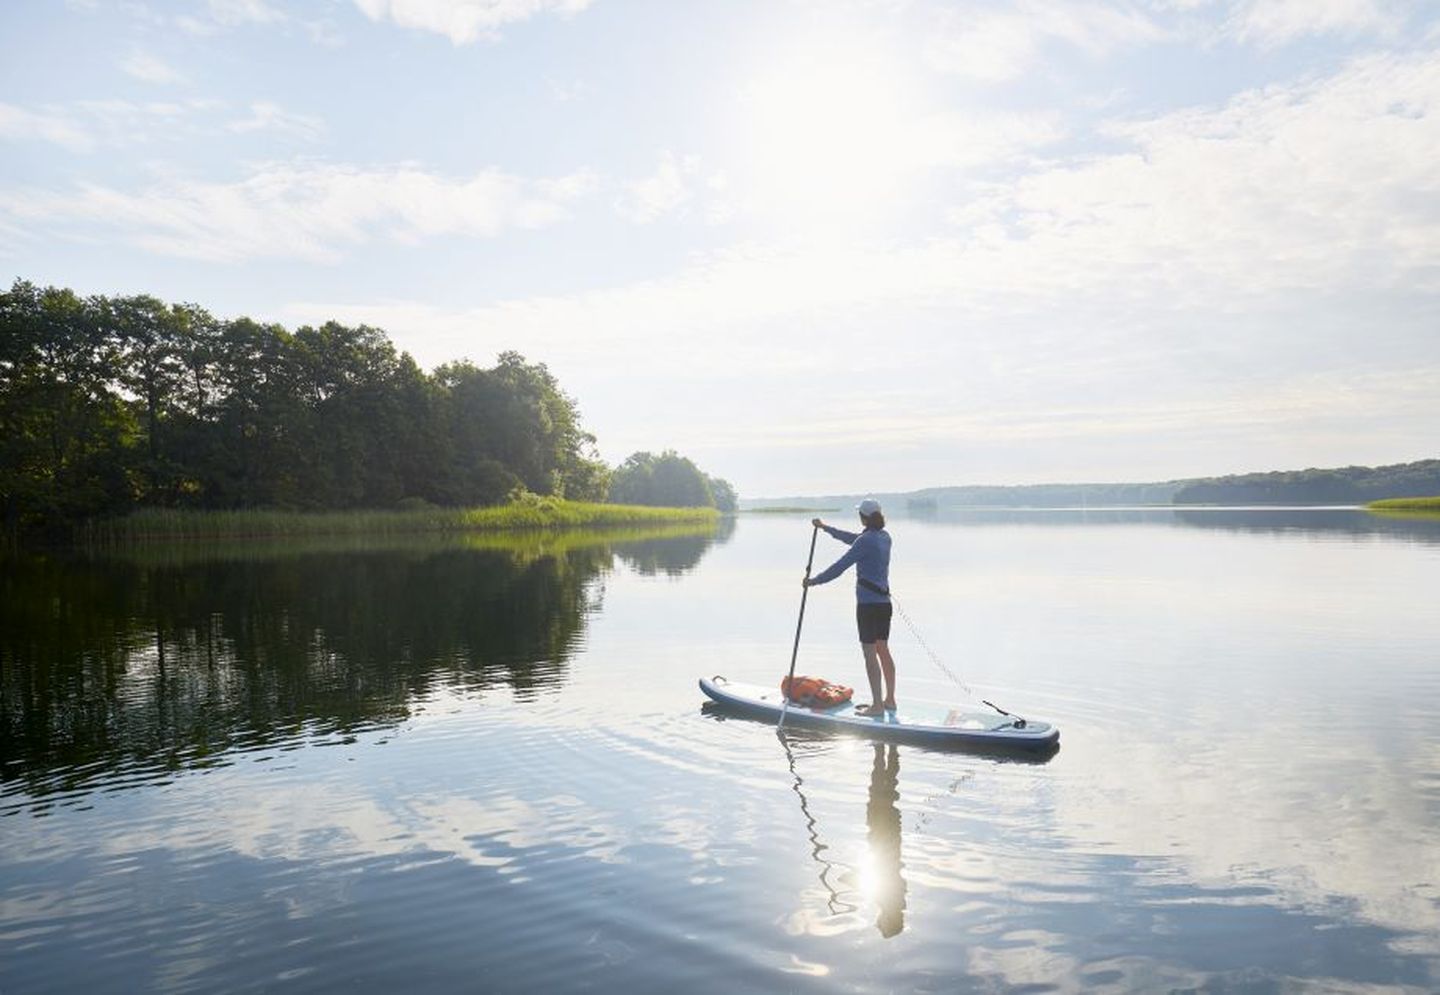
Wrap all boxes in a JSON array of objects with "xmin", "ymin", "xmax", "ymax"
[{"xmin": 803, "ymin": 498, "xmax": 897, "ymax": 717}]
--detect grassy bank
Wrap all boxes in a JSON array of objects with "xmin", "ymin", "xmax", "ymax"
[
  {"xmin": 92, "ymin": 496, "xmax": 720, "ymax": 542},
  {"xmin": 83, "ymin": 520, "xmax": 724, "ymax": 567},
  {"xmin": 1365, "ymin": 496, "xmax": 1440, "ymax": 512}
]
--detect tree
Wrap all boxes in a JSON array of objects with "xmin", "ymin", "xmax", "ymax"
[
  {"xmin": 707, "ymin": 475, "xmax": 738, "ymax": 513},
  {"xmin": 608, "ymin": 450, "xmax": 735, "ymax": 509},
  {"xmin": 0, "ymin": 281, "xmax": 135, "ymax": 530},
  {"xmin": 1, "ymin": 279, "xmax": 618, "ymax": 529}
]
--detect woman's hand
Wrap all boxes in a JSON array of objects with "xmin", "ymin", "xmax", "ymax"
[{"xmin": 811, "ymin": 518, "xmax": 824, "ymax": 529}]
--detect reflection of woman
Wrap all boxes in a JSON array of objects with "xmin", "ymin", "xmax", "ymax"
[{"xmin": 867, "ymin": 742, "xmax": 907, "ymax": 938}]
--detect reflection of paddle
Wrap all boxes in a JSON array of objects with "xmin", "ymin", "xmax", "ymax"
[
  {"xmin": 778, "ymin": 732, "xmax": 857, "ymax": 916},
  {"xmin": 778, "ymin": 524, "xmax": 820, "ymax": 734}
]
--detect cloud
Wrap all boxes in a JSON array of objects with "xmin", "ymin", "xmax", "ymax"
[
  {"xmin": 204, "ymin": 0, "xmax": 287, "ymax": 26},
  {"xmin": 954, "ymin": 49, "xmax": 1440, "ymax": 299},
  {"xmin": 351, "ymin": 0, "xmax": 593, "ymax": 44},
  {"xmin": 1224, "ymin": 0, "xmax": 1404, "ymax": 47},
  {"xmin": 278, "ymin": 39, "xmax": 1440, "ymax": 365},
  {"xmin": 272, "ymin": 50, "xmax": 1440, "ymax": 478},
  {"xmin": 226, "ymin": 102, "xmax": 325, "ymax": 141},
  {"xmin": 118, "ymin": 50, "xmax": 185, "ymax": 85},
  {"xmin": 616, "ymin": 151, "xmax": 700, "ymax": 224},
  {"xmin": 177, "ymin": 0, "xmax": 287, "ymax": 34},
  {"xmin": 0, "ymin": 161, "xmax": 597, "ymax": 262},
  {"xmin": 0, "ymin": 102, "xmax": 93, "ymax": 152},
  {"xmin": 0, "ymin": 98, "xmax": 322, "ymax": 152},
  {"xmin": 925, "ymin": 1, "xmax": 1166, "ymax": 82}
]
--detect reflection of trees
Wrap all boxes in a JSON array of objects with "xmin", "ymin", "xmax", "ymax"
[
  {"xmin": 611, "ymin": 515, "xmax": 736, "ymax": 576},
  {"xmin": 1171, "ymin": 508, "xmax": 1440, "ymax": 543},
  {"xmin": 0, "ymin": 525, "xmax": 728, "ymax": 806},
  {"xmin": 902, "ymin": 508, "xmax": 1440, "ymax": 545}
]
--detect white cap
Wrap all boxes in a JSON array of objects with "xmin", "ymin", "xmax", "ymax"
[{"xmin": 857, "ymin": 498, "xmax": 882, "ymax": 516}]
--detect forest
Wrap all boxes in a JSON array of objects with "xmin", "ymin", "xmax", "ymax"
[
  {"xmin": 1169, "ymin": 460, "xmax": 1440, "ymax": 505},
  {"xmin": 0, "ymin": 279, "xmax": 733, "ymax": 536}
]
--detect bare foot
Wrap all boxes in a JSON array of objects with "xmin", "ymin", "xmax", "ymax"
[
  {"xmin": 883, "ymin": 700, "xmax": 897, "ymax": 712},
  {"xmin": 855, "ymin": 703, "xmax": 885, "ymax": 717}
]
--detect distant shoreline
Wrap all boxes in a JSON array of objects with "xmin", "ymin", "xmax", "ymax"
[{"xmin": 741, "ymin": 458, "xmax": 1440, "ymax": 512}]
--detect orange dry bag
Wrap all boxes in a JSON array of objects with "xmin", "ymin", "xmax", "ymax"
[{"xmin": 781, "ymin": 675, "xmax": 854, "ymax": 708}]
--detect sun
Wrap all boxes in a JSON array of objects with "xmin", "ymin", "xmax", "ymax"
[{"xmin": 730, "ymin": 27, "xmax": 931, "ymax": 234}]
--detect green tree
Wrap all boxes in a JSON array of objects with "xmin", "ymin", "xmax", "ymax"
[
  {"xmin": 1, "ymin": 279, "xmax": 616, "ymax": 530},
  {"xmin": 0, "ymin": 281, "xmax": 136, "ymax": 530},
  {"xmin": 707, "ymin": 474, "xmax": 738, "ymax": 513},
  {"xmin": 608, "ymin": 450, "xmax": 728, "ymax": 508}
]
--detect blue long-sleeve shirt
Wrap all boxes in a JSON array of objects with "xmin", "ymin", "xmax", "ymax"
[{"xmin": 810, "ymin": 525, "xmax": 891, "ymax": 603}]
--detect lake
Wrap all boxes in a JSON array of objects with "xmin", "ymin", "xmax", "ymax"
[{"xmin": 3, "ymin": 510, "xmax": 1439, "ymax": 993}]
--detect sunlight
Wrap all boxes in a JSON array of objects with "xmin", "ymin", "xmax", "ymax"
[{"xmin": 733, "ymin": 28, "xmax": 930, "ymax": 232}]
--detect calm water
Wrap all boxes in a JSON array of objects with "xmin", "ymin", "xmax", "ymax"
[{"xmin": 3, "ymin": 511, "xmax": 1439, "ymax": 993}]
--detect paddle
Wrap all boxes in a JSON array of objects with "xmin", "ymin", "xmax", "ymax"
[{"xmin": 778, "ymin": 523, "xmax": 820, "ymax": 734}]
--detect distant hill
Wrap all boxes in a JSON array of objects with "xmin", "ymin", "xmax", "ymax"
[
  {"xmin": 743, "ymin": 458, "xmax": 1440, "ymax": 510},
  {"xmin": 1170, "ymin": 459, "xmax": 1440, "ymax": 505}
]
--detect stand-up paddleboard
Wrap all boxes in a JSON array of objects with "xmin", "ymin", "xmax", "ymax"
[{"xmin": 699, "ymin": 675, "xmax": 1059, "ymax": 752}]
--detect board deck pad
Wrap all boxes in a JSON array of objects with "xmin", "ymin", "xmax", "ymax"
[{"xmin": 699, "ymin": 676, "xmax": 1059, "ymax": 751}]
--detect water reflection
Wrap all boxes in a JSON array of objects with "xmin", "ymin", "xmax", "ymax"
[
  {"xmin": 0, "ymin": 523, "xmax": 731, "ymax": 811},
  {"xmin": 780, "ymin": 736, "xmax": 908, "ymax": 938},
  {"xmin": 865, "ymin": 744, "xmax": 906, "ymax": 938},
  {"xmin": 3, "ymin": 511, "xmax": 1438, "ymax": 993},
  {"xmin": 902, "ymin": 506, "xmax": 1440, "ymax": 544},
  {"xmin": 613, "ymin": 515, "xmax": 737, "ymax": 576}
]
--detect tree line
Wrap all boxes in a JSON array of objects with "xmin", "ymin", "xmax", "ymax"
[
  {"xmin": 1170, "ymin": 460, "xmax": 1440, "ymax": 505},
  {"xmin": 1, "ymin": 279, "xmax": 735, "ymax": 535}
]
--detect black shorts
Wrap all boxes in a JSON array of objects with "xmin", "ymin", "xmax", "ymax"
[{"xmin": 856, "ymin": 602, "xmax": 893, "ymax": 644}]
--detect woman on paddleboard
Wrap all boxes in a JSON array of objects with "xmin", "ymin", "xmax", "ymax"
[{"xmin": 803, "ymin": 498, "xmax": 897, "ymax": 717}]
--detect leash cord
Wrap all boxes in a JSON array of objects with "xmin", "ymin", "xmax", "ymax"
[{"xmin": 890, "ymin": 594, "xmax": 1011, "ymax": 718}]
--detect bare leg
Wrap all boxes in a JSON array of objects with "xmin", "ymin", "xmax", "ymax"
[
  {"xmin": 875, "ymin": 639, "xmax": 897, "ymax": 710},
  {"xmin": 857, "ymin": 642, "xmax": 884, "ymax": 715}
]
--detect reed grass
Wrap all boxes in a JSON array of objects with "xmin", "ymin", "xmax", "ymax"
[
  {"xmin": 1365, "ymin": 496, "xmax": 1440, "ymax": 512},
  {"xmin": 95, "ymin": 497, "xmax": 720, "ymax": 542}
]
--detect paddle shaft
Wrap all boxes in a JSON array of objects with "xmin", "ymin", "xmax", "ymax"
[{"xmin": 779, "ymin": 524, "xmax": 821, "ymax": 731}]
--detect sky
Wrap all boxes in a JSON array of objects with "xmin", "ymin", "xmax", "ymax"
[{"xmin": 2, "ymin": 0, "xmax": 1438, "ymax": 498}]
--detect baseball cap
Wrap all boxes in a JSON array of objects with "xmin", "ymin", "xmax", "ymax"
[{"xmin": 857, "ymin": 498, "xmax": 882, "ymax": 516}]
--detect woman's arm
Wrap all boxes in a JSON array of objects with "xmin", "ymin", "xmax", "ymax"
[
  {"xmin": 812, "ymin": 518, "xmax": 859, "ymax": 544},
  {"xmin": 807, "ymin": 543, "xmax": 860, "ymax": 587}
]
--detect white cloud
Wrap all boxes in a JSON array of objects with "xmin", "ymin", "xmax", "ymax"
[
  {"xmin": 0, "ymin": 98, "xmax": 324, "ymax": 152},
  {"xmin": 925, "ymin": 1, "xmax": 1166, "ymax": 82},
  {"xmin": 118, "ymin": 50, "xmax": 185, "ymax": 85},
  {"xmin": 545, "ymin": 76, "xmax": 587, "ymax": 103},
  {"xmin": 1225, "ymin": 0, "xmax": 1404, "ymax": 47},
  {"xmin": 0, "ymin": 161, "xmax": 597, "ymax": 262},
  {"xmin": 279, "ymin": 39, "xmax": 1440, "ymax": 370},
  {"xmin": 177, "ymin": 0, "xmax": 285, "ymax": 33},
  {"xmin": 205, "ymin": 0, "xmax": 287, "ymax": 26},
  {"xmin": 958, "ymin": 50, "xmax": 1440, "ymax": 298},
  {"xmin": 272, "ymin": 50, "xmax": 1440, "ymax": 478},
  {"xmin": 352, "ymin": 0, "xmax": 593, "ymax": 44},
  {"xmin": 616, "ymin": 151, "xmax": 699, "ymax": 224},
  {"xmin": 0, "ymin": 102, "xmax": 93, "ymax": 152},
  {"xmin": 226, "ymin": 102, "xmax": 325, "ymax": 141}
]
